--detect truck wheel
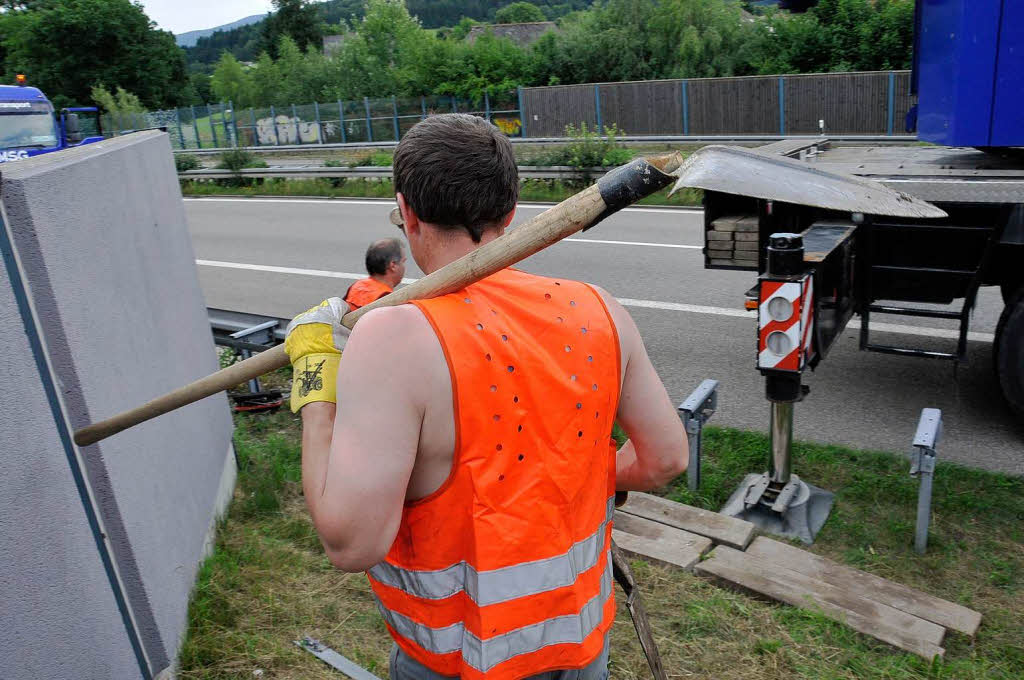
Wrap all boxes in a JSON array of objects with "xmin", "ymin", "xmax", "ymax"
[{"xmin": 994, "ymin": 288, "xmax": 1024, "ymax": 420}]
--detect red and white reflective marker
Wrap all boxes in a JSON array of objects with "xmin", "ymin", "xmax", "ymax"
[{"xmin": 757, "ymin": 274, "xmax": 814, "ymax": 371}]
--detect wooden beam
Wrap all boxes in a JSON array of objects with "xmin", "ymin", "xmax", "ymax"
[
  {"xmin": 618, "ymin": 493, "xmax": 755, "ymax": 550},
  {"xmin": 613, "ymin": 511, "xmax": 712, "ymax": 571},
  {"xmin": 746, "ymin": 537, "xmax": 981, "ymax": 636},
  {"xmin": 695, "ymin": 546, "xmax": 946, "ymax": 660}
]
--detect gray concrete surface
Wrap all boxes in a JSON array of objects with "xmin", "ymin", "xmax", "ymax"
[
  {"xmin": 0, "ymin": 238, "xmax": 142, "ymax": 678},
  {"xmin": 1, "ymin": 132, "xmax": 235, "ymax": 679},
  {"xmin": 187, "ymin": 197, "xmax": 1023, "ymax": 475}
]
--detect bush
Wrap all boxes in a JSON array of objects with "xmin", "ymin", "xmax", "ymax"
[
  {"xmin": 347, "ymin": 150, "xmax": 394, "ymax": 167},
  {"xmin": 175, "ymin": 154, "xmax": 201, "ymax": 172},
  {"xmin": 535, "ymin": 124, "xmax": 633, "ymax": 169},
  {"xmin": 216, "ymin": 149, "xmax": 268, "ymax": 172}
]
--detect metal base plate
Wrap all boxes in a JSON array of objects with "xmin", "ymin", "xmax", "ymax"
[{"xmin": 720, "ymin": 473, "xmax": 835, "ymax": 544}]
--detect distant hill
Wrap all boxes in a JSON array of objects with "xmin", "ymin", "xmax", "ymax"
[
  {"xmin": 182, "ymin": 0, "xmax": 592, "ymax": 67},
  {"xmin": 176, "ymin": 14, "xmax": 266, "ymax": 48}
]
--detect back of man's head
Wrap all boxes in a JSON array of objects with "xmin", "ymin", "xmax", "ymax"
[
  {"xmin": 393, "ymin": 113, "xmax": 518, "ymax": 243},
  {"xmin": 366, "ymin": 237, "xmax": 404, "ymax": 276}
]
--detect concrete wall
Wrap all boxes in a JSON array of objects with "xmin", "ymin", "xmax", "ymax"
[{"xmin": 0, "ymin": 131, "xmax": 235, "ymax": 679}]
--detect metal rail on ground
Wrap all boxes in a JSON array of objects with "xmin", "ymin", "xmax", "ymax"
[{"xmin": 181, "ymin": 166, "xmax": 620, "ymax": 180}]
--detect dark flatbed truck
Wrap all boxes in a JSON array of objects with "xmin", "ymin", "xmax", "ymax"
[{"xmin": 702, "ymin": 137, "xmax": 1024, "ymax": 418}]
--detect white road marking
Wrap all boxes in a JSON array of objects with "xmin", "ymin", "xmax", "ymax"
[
  {"xmin": 196, "ymin": 259, "xmax": 995, "ymax": 343},
  {"xmin": 183, "ymin": 197, "xmax": 704, "ymax": 215},
  {"xmin": 565, "ymin": 238, "xmax": 701, "ymax": 249}
]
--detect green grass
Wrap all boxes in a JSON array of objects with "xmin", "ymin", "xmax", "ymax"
[
  {"xmin": 178, "ymin": 411, "xmax": 1024, "ymax": 679},
  {"xmin": 180, "ymin": 177, "xmax": 704, "ymax": 207}
]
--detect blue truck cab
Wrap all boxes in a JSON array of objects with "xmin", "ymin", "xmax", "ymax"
[{"xmin": 0, "ymin": 78, "xmax": 104, "ymax": 163}]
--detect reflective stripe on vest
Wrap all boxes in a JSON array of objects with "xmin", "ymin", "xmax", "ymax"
[
  {"xmin": 378, "ymin": 555, "xmax": 613, "ymax": 673},
  {"xmin": 369, "ymin": 496, "xmax": 614, "ymax": 606}
]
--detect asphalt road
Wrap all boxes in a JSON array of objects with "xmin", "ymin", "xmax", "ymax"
[{"xmin": 186, "ymin": 197, "xmax": 1023, "ymax": 476}]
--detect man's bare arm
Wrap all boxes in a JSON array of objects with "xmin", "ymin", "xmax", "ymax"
[
  {"xmin": 300, "ymin": 305, "xmax": 432, "ymax": 572},
  {"xmin": 594, "ymin": 287, "xmax": 688, "ymax": 490}
]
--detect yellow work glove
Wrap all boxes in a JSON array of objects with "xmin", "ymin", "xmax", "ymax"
[{"xmin": 284, "ymin": 297, "xmax": 351, "ymax": 412}]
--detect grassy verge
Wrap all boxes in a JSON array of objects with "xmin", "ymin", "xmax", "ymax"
[
  {"xmin": 179, "ymin": 410, "xmax": 1023, "ymax": 679},
  {"xmin": 180, "ymin": 177, "xmax": 705, "ymax": 207}
]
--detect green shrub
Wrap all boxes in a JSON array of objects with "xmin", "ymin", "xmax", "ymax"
[
  {"xmin": 175, "ymin": 153, "xmax": 200, "ymax": 172},
  {"xmin": 347, "ymin": 150, "xmax": 393, "ymax": 167},
  {"xmin": 536, "ymin": 124, "xmax": 633, "ymax": 169},
  {"xmin": 216, "ymin": 149, "xmax": 268, "ymax": 171},
  {"xmin": 323, "ymin": 159, "xmax": 346, "ymax": 167}
]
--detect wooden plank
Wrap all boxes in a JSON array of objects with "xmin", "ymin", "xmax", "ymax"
[
  {"xmin": 746, "ymin": 537, "xmax": 982, "ymax": 637},
  {"xmin": 613, "ymin": 511, "xmax": 712, "ymax": 571},
  {"xmin": 695, "ymin": 546, "xmax": 946, "ymax": 660},
  {"xmin": 618, "ymin": 492, "xmax": 755, "ymax": 550}
]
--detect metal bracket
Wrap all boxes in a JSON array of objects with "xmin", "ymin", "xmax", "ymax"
[
  {"xmin": 295, "ymin": 637, "xmax": 383, "ymax": 680},
  {"xmin": 228, "ymin": 319, "xmax": 280, "ymax": 393},
  {"xmin": 678, "ymin": 379, "xmax": 718, "ymax": 491},
  {"xmin": 909, "ymin": 408, "xmax": 942, "ymax": 554}
]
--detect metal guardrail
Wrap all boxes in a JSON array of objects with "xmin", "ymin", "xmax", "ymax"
[
  {"xmin": 172, "ymin": 134, "xmax": 918, "ymax": 156},
  {"xmin": 181, "ymin": 165, "xmax": 605, "ymax": 180}
]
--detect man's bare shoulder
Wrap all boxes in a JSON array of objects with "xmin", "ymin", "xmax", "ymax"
[{"xmin": 346, "ymin": 303, "xmax": 437, "ymax": 356}]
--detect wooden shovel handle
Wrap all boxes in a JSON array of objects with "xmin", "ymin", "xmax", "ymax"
[{"xmin": 73, "ymin": 154, "xmax": 682, "ymax": 447}]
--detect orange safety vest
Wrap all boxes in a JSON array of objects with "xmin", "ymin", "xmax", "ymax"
[
  {"xmin": 345, "ymin": 277, "xmax": 392, "ymax": 310},
  {"xmin": 367, "ymin": 268, "xmax": 620, "ymax": 680}
]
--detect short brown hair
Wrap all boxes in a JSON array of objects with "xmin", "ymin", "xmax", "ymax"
[
  {"xmin": 394, "ymin": 113, "xmax": 518, "ymax": 243},
  {"xmin": 365, "ymin": 238, "xmax": 403, "ymax": 275}
]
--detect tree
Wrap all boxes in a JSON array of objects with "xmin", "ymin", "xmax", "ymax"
[
  {"xmin": 211, "ymin": 53, "xmax": 255, "ymax": 107},
  {"xmin": 91, "ymin": 85, "xmax": 146, "ymax": 114},
  {"xmin": 261, "ymin": 0, "xmax": 324, "ymax": 58},
  {"xmin": 0, "ymin": 0, "xmax": 187, "ymax": 109},
  {"xmin": 495, "ymin": 2, "xmax": 546, "ymax": 24}
]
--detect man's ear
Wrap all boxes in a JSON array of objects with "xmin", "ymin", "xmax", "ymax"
[
  {"xmin": 497, "ymin": 208, "xmax": 516, "ymax": 235},
  {"xmin": 396, "ymin": 192, "xmax": 419, "ymax": 236}
]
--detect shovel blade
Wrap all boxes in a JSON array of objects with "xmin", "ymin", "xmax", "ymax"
[{"xmin": 670, "ymin": 145, "xmax": 947, "ymax": 219}]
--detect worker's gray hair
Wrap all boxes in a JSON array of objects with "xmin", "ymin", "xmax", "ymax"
[{"xmin": 365, "ymin": 238, "xmax": 404, "ymax": 275}]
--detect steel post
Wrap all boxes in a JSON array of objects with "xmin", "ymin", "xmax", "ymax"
[
  {"xmin": 451, "ymin": 95, "xmax": 457, "ymax": 113},
  {"xmin": 190, "ymin": 105, "xmax": 201, "ymax": 149},
  {"xmin": 484, "ymin": 91, "xmax": 491, "ymax": 124},
  {"xmin": 363, "ymin": 97, "xmax": 373, "ymax": 142},
  {"xmin": 338, "ymin": 100, "xmax": 347, "ymax": 144},
  {"xmin": 778, "ymin": 77, "xmax": 786, "ymax": 136},
  {"xmin": 208, "ymin": 104, "xmax": 220, "ymax": 148},
  {"xmin": 228, "ymin": 101, "xmax": 239, "ymax": 147},
  {"xmin": 421, "ymin": 95, "xmax": 427, "ymax": 120},
  {"xmin": 594, "ymin": 84, "xmax": 603, "ymax": 132},
  {"xmin": 249, "ymin": 108, "xmax": 256, "ymax": 146},
  {"xmin": 291, "ymin": 104, "xmax": 300, "ymax": 144},
  {"xmin": 392, "ymin": 96, "xmax": 400, "ymax": 140},
  {"xmin": 887, "ymin": 71, "xmax": 896, "ymax": 136},
  {"xmin": 678, "ymin": 379, "xmax": 718, "ymax": 492},
  {"xmin": 270, "ymin": 105, "xmax": 280, "ymax": 146},
  {"xmin": 314, "ymin": 101, "xmax": 323, "ymax": 144},
  {"xmin": 910, "ymin": 408, "xmax": 942, "ymax": 554},
  {"xmin": 517, "ymin": 86, "xmax": 527, "ymax": 137},
  {"xmin": 221, "ymin": 102, "xmax": 231, "ymax": 146},
  {"xmin": 174, "ymin": 108, "xmax": 185, "ymax": 149},
  {"xmin": 681, "ymin": 80, "xmax": 689, "ymax": 135},
  {"xmin": 768, "ymin": 401, "xmax": 793, "ymax": 485}
]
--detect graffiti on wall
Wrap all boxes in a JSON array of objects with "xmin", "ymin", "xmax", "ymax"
[
  {"xmin": 493, "ymin": 116, "xmax": 522, "ymax": 136},
  {"xmin": 256, "ymin": 116, "xmax": 322, "ymax": 145}
]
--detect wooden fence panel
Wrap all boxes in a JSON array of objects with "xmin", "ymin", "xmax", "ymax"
[
  {"xmin": 522, "ymin": 84, "xmax": 596, "ymax": 137},
  {"xmin": 784, "ymin": 72, "xmax": 888, "ymax": 134},
  {"xmin": 688, "ymin": 76, "xmax": 780, "ymax": 134},
  {"xmin": 598, "ymin": 80, "xmax": 684, "ymax": 135}
]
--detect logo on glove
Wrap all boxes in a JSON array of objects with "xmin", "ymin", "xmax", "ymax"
[{"xmin": 298, "ymin": 358, "xmax": 326, "ymax": 397}]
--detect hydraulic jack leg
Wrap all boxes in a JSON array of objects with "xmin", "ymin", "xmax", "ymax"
[{"xmin": 720, "ymin": 233, "xmax": 834, "ymax": 544}]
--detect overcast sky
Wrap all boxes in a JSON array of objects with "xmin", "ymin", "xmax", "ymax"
[{"xmin": 139, "ymin": 0, "xmax": 275, "ymax": 35}]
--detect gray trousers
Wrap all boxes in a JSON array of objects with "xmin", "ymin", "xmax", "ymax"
[{"xmin": 389, "ymin": 635, "xmax": 610, "ymax": 680}]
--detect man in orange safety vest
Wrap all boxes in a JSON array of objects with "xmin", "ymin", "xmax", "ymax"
[
  {"xmin": 284, "ymin": 114, "xmax": 688, "ymax": 680},
  {"xmin": 344, "ymin": 237, "xmax": 406, "ymax": 309}
]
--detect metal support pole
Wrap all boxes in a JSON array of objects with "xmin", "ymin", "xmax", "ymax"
[
  {"xmin": 190, "ymin": 105, "xmax": 201, "ymax": 149},
  {"xmin": 208, "ymin": 104, "xmax": 220, "ymax": 148},
  {"xmin": 314, "ymin": 101, "xmax": 323, "ymax": 144},
  {"xmin": 221, "ymin": 102, "xmax": 231, "ymax": 146},
  {"xmin": 338, "ymin": 100, "xmax": 347, "ymax": 144},
  {"xmin": 681, "ymin": 80, "xmax": 689, "ymax": 135},
  {"xmin": 678, "ymin": 379, "xmax": 718, "ymax": 492},
  {"xmin": 451, "ymin": 95, "xmax": 457, "ymax": 113},
  {"xmin": 392, "ymin": 95, "xmax": 400, "ymax": 140},
  {"xmin": 249, "ymin": 108, "xmax": 256, "ymax": 145},
  {"xmin": 910, "ymin": 408, "xmax": 941, "ymax": 554},
  {"xmin": 229, "ymin": 320, "xmax": 279, "ymax": 394},
  {"xmin": 778, "ymin": 77, "xmax": 786, "ymax": 136},
  {"xmin": 291, "ymin": 103, "xmax": 300, "ymax": 144},
  {"xmin": 594, "ymin": 84, "xmax": 602, "ymax": 132},
  {"xmin": 421, "ymin": 95, "xmax": 427, "ymax": 120},
  {"xmin": 517, "ymin": 86, "xmax": 527, "ymax": 137},
  {"xmin": 484, "ymin": 91, "xmax": 491, "ymax": 124},
  {"xmin": 887, "ymin": 71, "xmax": 896, "ymax": 136},
  {"xmin": 363, "ymin": 97, "xmax": 373, "ymax": 143},
  {"xmin": 174, "ymin": 108, "xmax": 185, "ymax": 149},
  {"xmin": 228, "ymin": 101, "xmax": 239, "ymax": 147},
  {"xmin": 269, "ymin": 105, "xmax": 280, "ymax": 146},
  {"xmin": 768, "ymin": 401, "xmax": 793, "ymax": 485}
]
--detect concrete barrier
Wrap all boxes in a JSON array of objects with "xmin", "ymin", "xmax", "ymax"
[{"xmin": 0, "ymin": 131, "xmax": 235, "ymax": 679}]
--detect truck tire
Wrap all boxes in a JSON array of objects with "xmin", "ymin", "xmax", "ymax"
[{"xmin": 994, "ymin": 288, "xmax": 1024, "ymax": 420}]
